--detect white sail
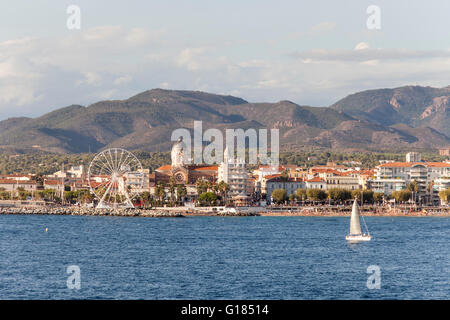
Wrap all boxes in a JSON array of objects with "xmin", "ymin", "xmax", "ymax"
[{"xmin": 349, "ymin": 199, "xmax": 362, "ymax": 235}]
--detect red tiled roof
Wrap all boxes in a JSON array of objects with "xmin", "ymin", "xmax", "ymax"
[
  {"xmin": 258, "ymin": 165, "xmax": 285, "ymax": 170},
  {"xmin": 264, "ymin": 174, "xmax": 282, "ymax": 180},
  {"xmin": 378, "ymin": 162, "xmax": 450, "ymax": 168},
  {"xmin": 192, "ymin": 165, "xmax": 219, "ymax": 171},
  {"xmin": 44, "ymin": 180, "xmax": 63, "ymax": 185},
  {"xmin": 0, "ymin": 179, "xmax": 36, "ymax": 184},
  {"xmin": 156, "ymin": 165, "xmax": 172, "ymax": 171},
  {"xmin": 306, "ymin": 177, "xmax": 325, "ymax": 183}
]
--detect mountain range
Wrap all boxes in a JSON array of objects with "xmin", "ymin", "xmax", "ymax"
[{"xmin": 0, "ymin": 85, "xmax": 449, "ymax": 154}]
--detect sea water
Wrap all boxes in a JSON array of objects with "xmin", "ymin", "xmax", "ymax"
[{"xmin": 0, "ymin": 215, "xmax": 448, "ymax": 299}]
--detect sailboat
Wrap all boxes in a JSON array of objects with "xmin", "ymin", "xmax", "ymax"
[{"xmin": 346, "ymin": 198, "xmax": 371, "ymax": 242}]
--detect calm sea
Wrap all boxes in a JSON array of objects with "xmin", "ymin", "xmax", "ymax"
[{"xmin": 0, "ymin": 215, "xmax": 448, "ymax": 299}]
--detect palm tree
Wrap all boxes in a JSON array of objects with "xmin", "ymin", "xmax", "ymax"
[
  {"xmin": 155, "ymin": 182, "xmax": 166, "ymax": 206},
  {"xmin": 141, "ymin": 191, "xmax": 152, "ymax": 208},
  {"xmin": 406, "ymin": 180, "xmax": 419, "ymax": 205},
  {"xmin": 218, "ymin": 181, "xmax": 229, "ymax": 206},
  {"xmin": 168, "ymin": 177, "xmax": 176, "ymax": 206},
  {"xmin": 195, "ymin": 179, "xmax": 208, "ymax": 195},
  {"xmin": 176, "ymin": 184, "xmax": 187, "ymax": 206}
]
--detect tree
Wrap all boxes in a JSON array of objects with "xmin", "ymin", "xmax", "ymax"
[
  {"xmin": 392, "ymin": 190, "xmax": 411, "ymax": 203},
  {"xmin": 438, "ymin": 188, "xmax": 450, "ymax": 204},
  {"xmin": 217, "ymin": 181, "xmax": 229, "ymax": 205},
  {"xmin": 288, "ymin": 194, "xmax": 296, "ymax": 204},
  {"xmin": 198, "ymin": 192, "xmax": 217, "ymax": 206},
  {"xmin": 296, "ymin": 188, "xmax": 307, "ymax": 201},
  {"xmin": 351, "ymin": 189, "xmax": 374, "ymax": 204},
  {"xmin": 271, "ymin": 189, "xmax": 287, "ymax": 204},
  {"xmin": 155, "ymin": 182, "xmax": 166, "ymax": 205},
  {"xmin": 195, "ymin": 179, "xmax": 209, "ymax": 195},
  {"xmin": 406, "ymin": 180, "xmax": 419, "ymax": 192},
  {"xmin": 176, "ymin": 184, "xmax": 187, "ymax": 205},
  {"xmin": 306, "ymin": 189, "xmax": 328, "ymax": 202},
  {"xmin": 168, "ymin": 177, "xmax": 176, "ymax": 205},
  {"xmin": 373, "ymin": 192, "xmax": 384, "ymax": 203},
  {"xmin": 406, "ymin": 180, "xmax": 419, "ymax": 203},
  {"xmin": 141, "ymin": 191, "xmax": 152, "ymax": 207},
  {"xmin": 328, "ymin": 188, "xmax": 352, "ymax": 202}
]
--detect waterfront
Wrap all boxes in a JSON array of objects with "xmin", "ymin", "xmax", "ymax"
[{"xmin": 0, "ymin": 215, "xmax": 449, "ymax": 299}]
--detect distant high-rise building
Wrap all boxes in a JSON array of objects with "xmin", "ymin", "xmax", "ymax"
[
  {"xmin": 406, "ymin": 152, "xmax": 421, "ymax": 163},
  {"xmin": 218, "ymin": 147, "xmax": 250, "ymax": 197}
]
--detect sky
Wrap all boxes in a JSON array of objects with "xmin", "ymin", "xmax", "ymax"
[{"xmin": 1, "ymin": 0, "xmax": 450, "ymax": 119}]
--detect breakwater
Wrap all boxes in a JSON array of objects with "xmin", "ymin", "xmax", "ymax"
[
  {"xmin": 0, "ymin": 207, "xmax": 184, "ymax": 217},
  {"xmin": 0, "ymin": 206, "xmax": 260, "ymax": 217}
]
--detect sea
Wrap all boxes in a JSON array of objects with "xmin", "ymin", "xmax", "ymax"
[{"xmin": 0, "ymin": 215, "xmax": 448, "ymax": 299}]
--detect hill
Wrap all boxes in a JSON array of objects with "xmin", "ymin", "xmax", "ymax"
[
  {"xmin": 331, "ymin": 85, "xmax": 450, "ymax": 137},
  {"xmin": 0, "ymin": 87, "xmax": 448, "ymax": 154}
]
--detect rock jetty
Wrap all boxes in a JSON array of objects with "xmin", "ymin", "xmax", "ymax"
[{"xmin": 0, "ymin": 207, "xmax": 184, "ymax": 217}]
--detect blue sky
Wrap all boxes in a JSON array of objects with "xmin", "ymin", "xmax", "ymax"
[{"xmin": 1, "ymin": 0, "xmax": 450, "ymax": 119}]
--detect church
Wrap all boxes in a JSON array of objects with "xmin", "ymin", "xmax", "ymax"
[{"xmin": 153, "ymin": 138, "xmax": 218, "ymax": 186}]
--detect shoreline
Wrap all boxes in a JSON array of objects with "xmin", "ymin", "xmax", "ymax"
[{"xmin": 0, "ymin": 206, "xmax": 448, "ymax": 217}]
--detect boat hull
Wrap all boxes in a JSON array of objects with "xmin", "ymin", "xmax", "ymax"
[{"xmin": 346, "ymin": 234, "xmax": 372, "ymax": 242}]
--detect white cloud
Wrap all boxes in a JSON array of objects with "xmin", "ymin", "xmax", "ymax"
[
  {"xmin": 310, "ymin": 22, "xmax": 336, "ymax": 34},
  {"xmin": 76, "ymin": 72, "xmax": 102, "ymax": 86},
  {"xmin": 289, "ymin": 47, "xmax": 450, "ymax": 62},
  {"xmin": 160, "ymin": 82, "xmax": 169, "ymax": 89},
  {"xmin": 0, "ymin": 84, "xmax": 42, "ymax": 106},
  {"xmin": 82, "ymin": 26, "xmax": 123, "ymax": 42},
  {"xmin": 1, "ymin": 25, "xmax": 450, "ymax": 119},
  {"xmin": 354, "ymin": 42, "xmax": 370, "ymax": 50},
  {"xmin": 114, "ymin": 75, "xmax": 132, "ymax": 86}
]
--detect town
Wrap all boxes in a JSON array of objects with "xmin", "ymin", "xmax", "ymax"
[{"xmin": 0, "ymin": 141, "xmax": 449, "ymax": 215}]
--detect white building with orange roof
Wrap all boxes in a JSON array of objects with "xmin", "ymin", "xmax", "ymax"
[
  {"xmin": 266, "ymin": 175, "xmax": 305, "ymax": 200},
  {"xmin": 305, "ymin": 177, "xmax": 326, "ymax": 190},
  {"xmin": 253, "ymin": 164, "xmax": 285, "ymax": 195},
  {"xmin": 370, "ymin": 153, "xmax": 450, "ymax": 203}
]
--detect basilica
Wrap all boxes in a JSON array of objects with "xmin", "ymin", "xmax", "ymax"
[{"xmin": 153, "ymin": 138, "xmax": 218, "ymax": 185}]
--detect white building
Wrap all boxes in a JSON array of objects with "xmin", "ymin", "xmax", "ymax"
[
  {"xmin": 218, "ymin": 147, "xmax": 250, "ymax": 197},
  {"xmin": 370, "ymin": 153, "xmax": 450, "ymax": 204},
  {"xmin": 266, "ymin": 175, "xmax": 305, "ymax": 199},
  {"xmin": 406, "ymin": 152, "xmax": 421, "ymax": 163}
]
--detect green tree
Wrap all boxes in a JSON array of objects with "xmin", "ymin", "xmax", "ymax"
[
  {"xmin": 373, "ymin": 192, "xmax": 384, "ymax": 203},
  {"xmin": 306, "ymin": 189, "xmax": 328, "ymax": 202},
  {"xmin": 155, "ymin": 182, "xmax": 166, "ymax": 205},
  {"xmin": 198, "ymin": 192, "xmax": 217, "ymax": 206},
  {"xmin": 296, "ymin": 188, "xmax": 307, "ymax": 201},
  {"xmin": 195, "ymin": 179, "xmax": 209, "ymax": 195},
  {"xmin": 176, "ymin": 184, "xmax": 187, "ymax": 205},
  {"xmin": 351, "ymin": 189, "xmax": 374, "ymax": 203},
  {"xmin": 406, "ymin": 180, "xmax": 419, "ymax": 192},
  {"xmin": 140, "ymin": 191, "xmax": 152, "ymax": 207},
  {"xmin": 328, "ymin": 188, "xmax": 352, "ymax": 202},
  {"xmin": 168, "ymin": 177, "xmax": 176, "ymax": 205},
  {"xmin": 217, "ymin": 181, "xmax": 229, "ymax": 205},
  {"xmin": 392, "ymin": 190, "xmax": 411, "ymax": 202},
  {"xmin": 271, "ymin": 189, "xmax": 287, "ymax": 204},
  {"xmin": 438, "ymin": 188, "xmax": 450, "ymax": 203}
]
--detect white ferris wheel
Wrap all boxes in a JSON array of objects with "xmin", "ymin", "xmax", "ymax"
[{"xmin": 88, "ymin": 148, "xmax": 144, "ymax": 209}]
